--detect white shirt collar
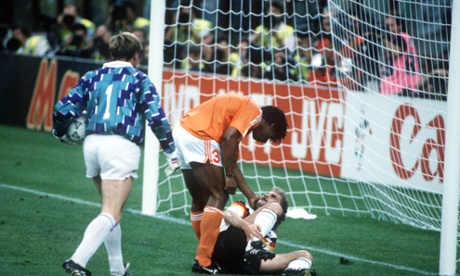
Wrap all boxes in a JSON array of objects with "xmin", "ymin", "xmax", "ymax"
[{"xmin": 102, "ymin": 61, "xmax": 133, "ymax": 68}]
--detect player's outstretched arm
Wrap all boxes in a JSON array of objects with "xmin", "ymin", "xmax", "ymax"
[
  {"xmin": 234, "ymin": 167, "xmax": 260, "ymax": 209},
  {"xmin": 221, "ymin": 127, "xmax": 242, "ymax": 194},
  {"xmin": 221, "ymin": 126, "xmax": 260, "ymax": 206}
]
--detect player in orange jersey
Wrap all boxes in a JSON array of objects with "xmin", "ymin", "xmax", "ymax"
[{"xmin": 172, "ymin": 93, "xmax": 288, "ymax": 274}]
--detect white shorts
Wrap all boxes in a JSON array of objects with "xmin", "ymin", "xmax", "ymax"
[
  {"xmin": 172, "ymin": 124, "xmax": 223, "ymax": 170},
  {"xmin": 83, "ymin": 134, "xmax": 141, "ymax": 180}
]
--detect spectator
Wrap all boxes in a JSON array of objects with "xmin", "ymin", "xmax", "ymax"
[
  {"xmin": 164, "ymin": 4, "xmax": 213, "ymax": 44},
  {"xmin": 200, "ymin": 32, "xmax": 216, "ymax": 71},
  {"xmin": 380, "ymin": 13, "xmax": 421, "ymax": 95},
  {"xmin": 11, "ymin": 25, "xmax": 51, "ymax": 56},
  {"xmin": 131, "ymin": 27, "xmax": 148, "ymax": 64},
  {"xmin": 140, "ymin": 41, "xmax": 149, "ymax": 65},
  {"xmin": 6, "ymin": 37, "xmax": 21, "ymax": 53},
  {"xmin": 90, "ymin": 25, "xmax": 112, "ymax": 61},
  {"xmin": 336, "ymin": 14, "xmax": 365, "ymax": 79},
  {"xmin": 131, "ymin": 27, "xmax": 147, "ymax": 45},
  {"xmin": 309, "ymin": 7, "xmax": 334, "ymax": 77},
  {"xmin": 123, "ymin": 0, "xmax": 150, "ymax": 35},
  {"xmin": 312, "ymin": 6, "xmax": 332, "ymax": 57},
  {"xmin": 55, "ymin": 23, "xmax": 92, "ymax": 58},
  {"xmin": 214, "ymin": 35, "xmax": 232, "ymax": 75},
  {"xmin": 231, "ymin": 45, "xmax": 267, "ymax": 79},
  {"xmin": 228, "ymin": 38, "xmax": 250, "ymax": 77},
  {"xmin": 290, "ymin": 0, "xmax": 323, "ymax": 35},
  {"xmin": 291, "ymin": 30, "xmax": 313, "ymax": 84},
  {"xmin": 223, "ymin": 0, "xmax": 262, "ymax": 43},
  {"xmin": 417, "ymin": 68, "xmax": 448, "ymax": 101},
  {"xmin": 308, "ymin": 39, "xmax": 338, "ymax": 87},
  {"xmin": 402, "ymin": 68, "xmax": 448, "ymax": 101},
  {"xmin": 250, "ymin": 1, "xmax": 295, "ymax": 51},
  {"xmin": 200, "ymin": 33, "xmax": 231, "ymax": 75},
  {"xmin": 165, "ymin": 5, "xmax": 192, "ymax": 44},
  {"xmin": 236, "ymin": 59, "xmax": 265, "ymax": 80},
  {"xmin": 164, "ymin": 40, "xmax": 179, "ymax": 68},
  {"xmin": 163, "ymin": 3, "xmax": 201, "ymax": 68},
  {"xmin": 164, "ymin": 4, "xmax": 213, "ymax": 69},
  {"xmin": 106, "ymin": 1, "xmax": 150, "ymax": 34},
  {"xmin": 349, "ymin": 24, "xmax": 383, "ymax": 92},
  {"xmin": 264, "ymin": 48, "xmax": 298, "ymax": 82},
  {"xmin": 56, "ymin": 3, "xmax": 95, "ymax": 46},
  {"xmin": 180, "ymin": 44, "xmax": 204, "ymax": 72},
  {"xmin": 107, "ymin": 2, "xmax": 128, "ymax": 34}
]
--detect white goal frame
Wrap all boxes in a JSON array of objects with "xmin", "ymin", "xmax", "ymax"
[
  {"xmin": 141, "ymin": 0, "xmax": 165, "ymax": 216},
  {"xmin": 439, "ymin": 1, "xmax": 460, "ymax": 274}
]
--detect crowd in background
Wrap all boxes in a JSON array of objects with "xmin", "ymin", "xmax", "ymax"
[
  {"xmin": 0, "ymin": 1, "xmax": 150, "ymax": 63},
  {"xmin": 0, "ymin": 0, "xmax": 450, "ymax": 100}
]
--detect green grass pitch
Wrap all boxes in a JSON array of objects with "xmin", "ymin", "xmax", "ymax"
[{"xmin": 0, "ymin": 124, "xmax": 448, "ymax": 275}]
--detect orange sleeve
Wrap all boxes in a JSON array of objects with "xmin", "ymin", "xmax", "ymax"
[
  {"xmin": 180, "ymin": 94, "xmax": 262, "ymax": 143},
  {"xmin": 228, "ymin": 98, "xmax": 262, "ymax": 139}
]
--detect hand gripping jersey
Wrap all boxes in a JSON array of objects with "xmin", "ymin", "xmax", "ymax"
[{"xmin": 220, "ymin": 201, "xmax": 277, "ymax": 252}]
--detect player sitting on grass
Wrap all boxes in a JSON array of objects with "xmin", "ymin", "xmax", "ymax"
[{"xmin": 211, "ymin": 187, "xmax": 317, "ymax": 276}]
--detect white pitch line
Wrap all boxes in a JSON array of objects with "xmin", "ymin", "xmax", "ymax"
[{"xmin": 0, "ymin": 183, "xmax": 437, "ymax": 275}]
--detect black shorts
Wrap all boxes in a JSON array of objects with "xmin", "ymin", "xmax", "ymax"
[{"xmin": 212, "ymin": 226, "xmax": 261, "ymax": 274}]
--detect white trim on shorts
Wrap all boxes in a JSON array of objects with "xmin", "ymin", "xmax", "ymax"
[
  {"xmin": 83, "ymin": 134, "xmax": 141, "ymax": 180},
  {"xmin": 172, "ymin": 124, "xmax": 223, "ymax": 170}
]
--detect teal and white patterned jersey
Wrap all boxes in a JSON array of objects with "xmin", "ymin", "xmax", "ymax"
[{"xmin": 53, "ymin": 61, "xmax": 175, "ymax": 152}]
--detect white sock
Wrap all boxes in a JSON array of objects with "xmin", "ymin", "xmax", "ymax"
[
  {"xmin": 104, "ymin": 223, "xmax": 126, "ymax": 275},
  {"xmin": 286, "ymin": 257, "xmax": 312, "ymax": 270},
  {"xmin": 245, "ymin": 209, "xmax": 277, "ymax": 251},
  {"xmin": 71, "ymin": 213, "xmax": 116, "ymax": 267}
]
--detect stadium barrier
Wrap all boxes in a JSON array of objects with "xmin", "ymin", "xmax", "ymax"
[{"xmin": 0, "ymin": 53, "xmax": 445, "ymax": 194}]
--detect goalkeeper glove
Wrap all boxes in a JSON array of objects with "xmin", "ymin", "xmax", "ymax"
[{"xmin": 164, "ymin": 150, "xmax": 181, "ymax": 176}]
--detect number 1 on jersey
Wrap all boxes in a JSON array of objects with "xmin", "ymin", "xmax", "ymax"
[{"xmin": 103, "ymin": 84, "xmax": 113, "ymax": 120}]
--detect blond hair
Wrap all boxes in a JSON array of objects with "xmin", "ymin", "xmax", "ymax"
[{"xmin": 109, "ymin": 32, "xmax": 143, "ymax": 60}]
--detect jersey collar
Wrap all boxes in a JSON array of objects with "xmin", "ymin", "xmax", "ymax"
[{"xmin": 103, "ymin": 61, "xmax": 134, "ymax": 68}]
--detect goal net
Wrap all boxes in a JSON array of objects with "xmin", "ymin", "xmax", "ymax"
[{"xmin": 148, "ymin": 0, "xmax": 456, "ymax": 253}]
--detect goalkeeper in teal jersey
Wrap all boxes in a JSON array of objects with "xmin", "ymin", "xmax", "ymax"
[{"xmin": 53, "ymin": 32, "xmax": 180, "ymax": 276}]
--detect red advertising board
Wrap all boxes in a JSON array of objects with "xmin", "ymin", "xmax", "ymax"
[{"xmin": 162, "ymin": 70, "xmax": 345, "ymax": 177}]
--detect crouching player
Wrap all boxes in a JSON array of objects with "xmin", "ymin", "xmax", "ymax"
[{"xmin": 211, "ymin": 187, "xmax": 317, "ymax": 275}]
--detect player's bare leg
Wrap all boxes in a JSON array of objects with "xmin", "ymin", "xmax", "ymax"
[
  {"xmin": 99, "ymin": 177, "xmax": 132, "ymax": 223},
  {"xmin": 191, "ymin": 162, "xmax": 228, "ymax": 209},
  {"xmin": 260, "ymin": 250, "xmax": 314, "ymax": 275},
  {"xmin": 182, "ymin": 168, "xmax": 209, "ymax": 240},
  {"xmin": 65, "ymin": 177, "xmax": 132, "ymax": 275},
  {"xmin": 182, "ymin": 169, "xmax": 209, "ymax": 212},
  {"xmin": 99, "ymin": 177, "xmax": 132, "ymax": 275},
  {"xmin": 190, "ymin": 162, "xmax": 227, "ymax": 272}
]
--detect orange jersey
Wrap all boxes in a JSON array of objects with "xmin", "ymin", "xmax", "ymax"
[{"xmin": 180, "ymin": 94, "xmax": 262, "ymax": 143}]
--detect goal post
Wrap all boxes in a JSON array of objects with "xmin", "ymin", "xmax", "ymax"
[
  {"xmin": 439, "ymin": 0, "xmax": 460, "ymax": 274},
  {"xmin": 142, "ymin": 0, "xmax": 166, "ymax": 216},
  {"xmin": 143, "ymin": 1, "xmax": 458, "ymax": 273}
]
